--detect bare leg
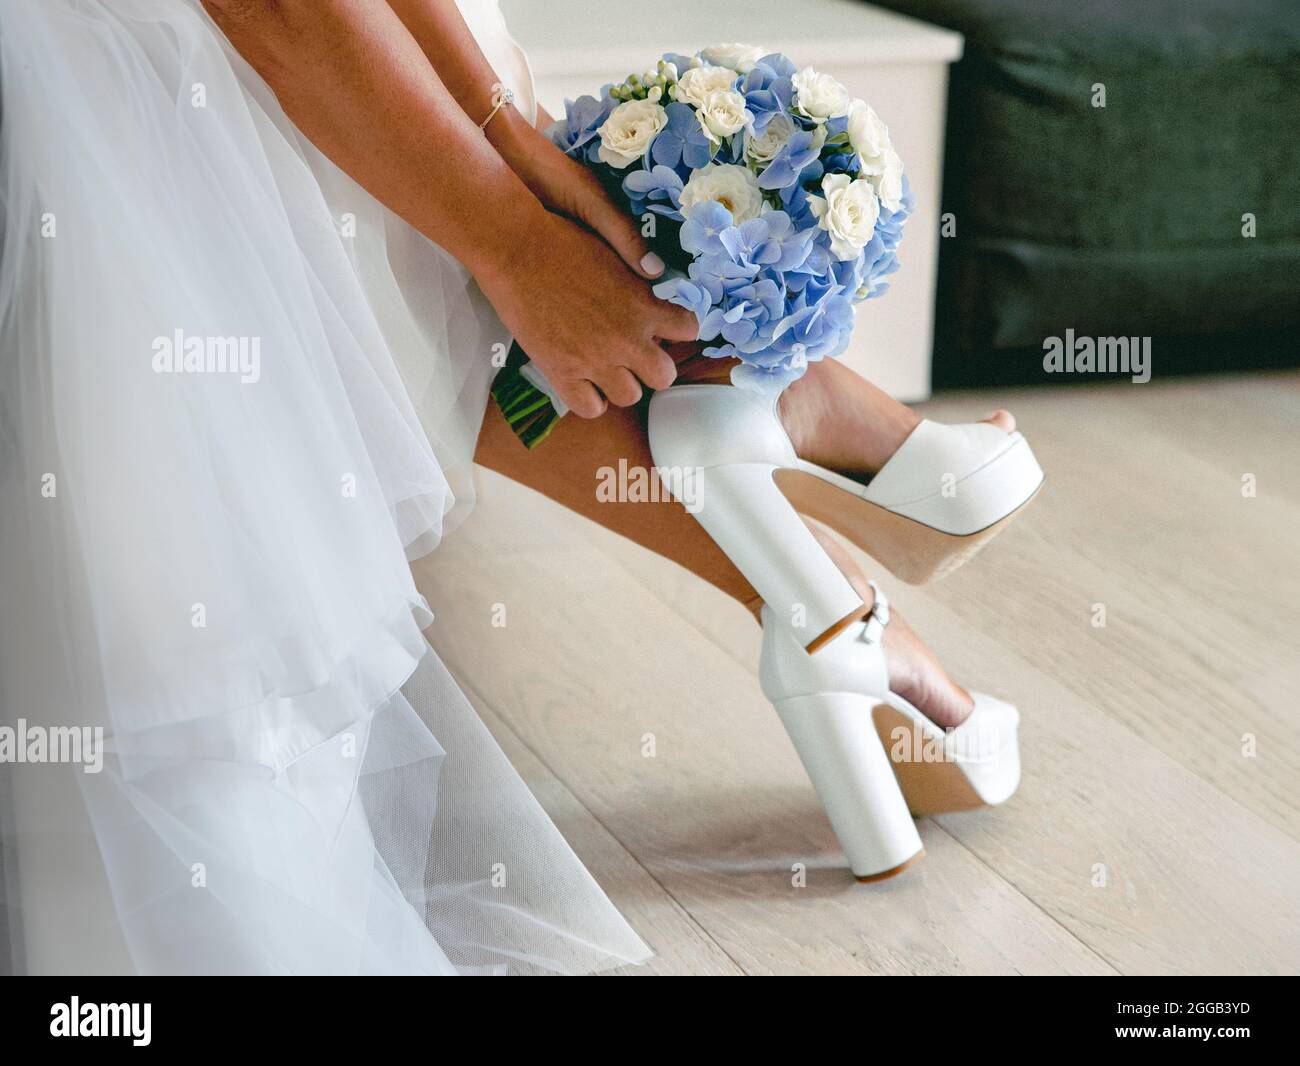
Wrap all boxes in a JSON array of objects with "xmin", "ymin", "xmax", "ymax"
[
  {"xmin": 668, "ymin": 349, "xmax": 1015, "ymax": 481},
  {"xmin": 474, "ymin": 394, "xmax": 765, "ymax": 613},
  {"xmin": 474, "ymin": 387, "xmax": 974, "ymax": 727},
  {"xmin": 800, "ymin": 518, "xmax": 973, "ymax": 727}
]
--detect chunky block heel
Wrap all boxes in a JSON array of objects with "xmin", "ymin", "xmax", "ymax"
[
  {"xmin": 761, "ymin": 588, "xmax": 1021, "ymax": 847},
  {"xmin": 772, "ymin": 691, "xmax": 924, "ymax": 880},
  {"xmin": 650, "ymin": 383, "xmax": 1028, "ymax": 877},
  {"xmin": 648, "ymin": 384, "xmax": 1044, "ymax": 589},
  {"xmin": 685, "ymin": 462, "xmax": 866, "ymax": 650}
]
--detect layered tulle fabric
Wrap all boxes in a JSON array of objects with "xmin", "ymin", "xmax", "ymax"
[{"xmin": 0, "ymin": 0, "xmax": 647, "ymax": 974}]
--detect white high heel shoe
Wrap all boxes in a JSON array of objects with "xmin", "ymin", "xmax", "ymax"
[
  {"xmin": 649, "ymin": 384, "xmax": 1043, "ymax": 649},
  {"xmin": 759, "ymin": 583, "xmax": 1021, "ymax": 881}
]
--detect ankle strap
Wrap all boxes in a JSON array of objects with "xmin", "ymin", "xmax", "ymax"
[{"xmin": 860, "ymin": 580, "xmax": 891, "ymax": 645}]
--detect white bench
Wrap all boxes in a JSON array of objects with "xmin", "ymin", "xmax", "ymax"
[{"xmin": 500, "ymin": 0, "xmax": 963, "ymax": 402}]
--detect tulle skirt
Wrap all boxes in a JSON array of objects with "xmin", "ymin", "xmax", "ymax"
[{"xmin": 0, "ymin": 0, "xmax": 648, "ymax": 974}]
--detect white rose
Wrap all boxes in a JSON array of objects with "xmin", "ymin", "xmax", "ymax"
[
  {"xmin": 873, "ymin": 147, "xmax": 904, "ymax": 212},
  {"xmin": 809, "ymin": 173, "xmax": 880, "ymax": 260},
  {"xmin": 679, "ymin": 163, "xmax": 765, "ymax": 224},
  {"xmin": 846, "ymin": 99, "xmax": 893, "ymax": 173},
  {"xmin": 745, "ymin": 111, "xmax": 797, "ymax": 166},
  {"xmin": 846, "ymin": 101, "xmax": 904, "ymax": 210},
  {"xmin": 674, "ymin": 65, "xmax": 740, "ymax": 109},
  {"xmin": 696, "ymin": 89, "xmax": 752, "ymax": 141},
  {"xmin": 791, "ymin": 67, "xmax": 851, "ymax": 124},
  {"xmin": 699, "ymin": 42, "xmax": 767, "ymax": 74},
  {"xmin": 597, "ymin": 98, "xmax": 668, "ymax": 169}
]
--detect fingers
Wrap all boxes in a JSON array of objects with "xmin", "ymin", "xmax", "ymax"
[
  {"xmin": 558, "ymin": 378, "xmax": 608, "ymax": 420},
  {"xmin": 624, "ymin": 341, "xmax": 678, "ymax": 391},
  {"xmin": 563, "ymin": 349, "xmax": 672, "ymax": 418},
  {"xmin": 559, "ymin": 367, "xmax": 655, "ymax": 417},
  {"xmin": 651, "ymin": 300, "xmax": 701, "ymax": 343},
  {"xmin": 573, "ymin": 173, "xmax": 665, "ymax": 281},
  {"xmin": 591, "ymin": 366, "xmax": 643, "ymax": 407}
]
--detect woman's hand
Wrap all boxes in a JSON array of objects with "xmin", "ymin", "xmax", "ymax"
[
  {"xmin": 481, "ymin": 111, "xmax": 697, "ymax": 416},
  {"xmin": 208, "ymin": 1, "xmax": 692, "ymax": 419},
  {"xmin": 476, "ymin": 210, "xmax": 697, "ymax": 418},
  {"xmin": 493, "ymin": 110, "xmax": 666, "ymax": 282}
]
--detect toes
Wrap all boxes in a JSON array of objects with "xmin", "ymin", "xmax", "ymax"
[{"xmin": 982, "ymin": 409, "xmax": 1016, "ymax": 434}]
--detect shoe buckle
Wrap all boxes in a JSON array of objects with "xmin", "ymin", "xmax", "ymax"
[{"xmin": 860, "ymin": 580, "xmax": 891, "ymax": 644}]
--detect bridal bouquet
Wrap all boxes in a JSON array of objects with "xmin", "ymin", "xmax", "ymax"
[{"xmin": 492, "ymin": 43, "xmax": 911, "ymax": 446}]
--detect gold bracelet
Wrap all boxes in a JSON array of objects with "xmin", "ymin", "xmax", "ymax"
[{"xmin": 478, "ymin": 83, "xmax": 516, "ymax": 132}]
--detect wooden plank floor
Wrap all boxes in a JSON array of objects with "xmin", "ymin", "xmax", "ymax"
[{"xmin": 410, "ymin": 372, "xmax": 1300, "ymax": 975}]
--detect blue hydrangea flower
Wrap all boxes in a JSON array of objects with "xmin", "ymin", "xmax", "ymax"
[
  {"xmin": 757, "ymin": 130, "xmax": 823, "ymax": 191},
  {"xmin": 754, "ymin": 53, "xmax": 798, "ymax": 79},
  {"xmin": 623, "ymin": 165, "xmax": 685, "ymax": 220},
  {"xmin": 772, "ymin": 166, "xmax": 829, "ymax": 236},
  {"xmin": 678, "ymin": 200, "xmax": 733, "ymax": 255},
  {"xmin": 722, "ymin": 283, "xmax": 855, "ymax": 393},
  {"xmin": 551, "ymin": 91, "xmax": 617, "ymax": 164},
  {"xmin": 740, "ymin": 56, "xmax": 796, "ymax": 134},
  {"xmin": 564, "ymin": 50, "xmax": 911, "ymax": 397},
  {"xmin": 720, "ymin": 213, "xmax": 816, "ymax": 273},
  {"xmin": 782, "ymin": 238, "xmax": 834, "ymax": 296},
  {"xmin": 857, "ymin": 174, "xmax": 914, "ymax": 299},
  {"xmin": 652, "ymin": 275, "xmax": 713, "ymax": 322},
  {"xmin": 650, "ymin": 102, "xmax": 715, "ymax": 171},
  {"xmin": 700, "ymin": 274, "xmax": 787, "ymax": 350},
  {"xmin": 820, "ymin": 148, "xmax": 861, "ymax": 177},
  {"xmin": 654, "ymin": 203, "xmax": 857, "ymax": 392}
]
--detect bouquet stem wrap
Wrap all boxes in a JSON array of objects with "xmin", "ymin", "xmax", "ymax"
[{"xmin": 490, "ymin": 342, "xmax": 567, "ymax": 449}]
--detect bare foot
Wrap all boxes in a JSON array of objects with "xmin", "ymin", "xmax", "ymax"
[
  {"xmin": 811, "ymin": 521, "xmax": 973, "ymax": 728},
  {"xmin": 670, "ymin": 349, "xmax": 1016, "ymax": 482},
  {"xmin": 746, "ymin": 520, "xmax": 975, "ymax": 728},
  {"xmin": 878, "ymin": 603, "xmax": 973, "ymax": 729},
  {"xmin": 777, "ymin": 358, "xmax": 1015, "ymax": 483}
]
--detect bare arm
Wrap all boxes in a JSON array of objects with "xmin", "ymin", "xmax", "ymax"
[
  {"xmin": 385, "ymin": 0, "xmax": 663, "ymax": 279},
  {"xmin": 203, "ymin": 0, "xmax": 540, "ymax": 279},
  {"xmin": 202, "ymin": 0, "xmax": 692, "ymax": 415},
  {"xmin": 385, "ymin": 0, "xmax": 520, "ymax": 142}
]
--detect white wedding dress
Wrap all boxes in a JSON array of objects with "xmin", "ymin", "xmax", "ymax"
[{"xmin": 0, "ymin": 0, "xmax": 650, "ymax": 975}]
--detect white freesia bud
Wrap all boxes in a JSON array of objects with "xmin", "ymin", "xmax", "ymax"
[
  {"xmin": 679, "ymin": 163, "xmax": 765, "ymax": 224},
  {"xmin": 675, "ymin": 65, "xmax": 741, "ymax": 109},
  {"xmin": 647, "ymin": 85, "xmax": 663, "ymax": 103},
  {"xmin": 696, "ymin": 89, "xmax": 752, "ymax": 140},
  {"xmin": 745, "ymin": 111, "xmax": 797, "ymax": 166},
  {"xmin": 597, "ymin": 98, "xmax": 669, "ymax": 169},
  {"xmin": 791, "ymin": 67, "xmax": 851, "ymax": 124},
  {"xmin": 809, "ymin": 173, "xmax": 880, "ymax": 259},
  {"xmin": 699, "ymin": 43, "xmax": 768, "ymax": 74}
]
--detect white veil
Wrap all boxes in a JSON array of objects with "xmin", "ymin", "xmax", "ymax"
[{"xmin": 0, "ymin": 0, "xmax": 648, "ymax": 975}]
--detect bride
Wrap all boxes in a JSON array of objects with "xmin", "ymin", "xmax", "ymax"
[{"xmin": 0, "ymin": 0, "xmax": 1040, "ymax": 974}]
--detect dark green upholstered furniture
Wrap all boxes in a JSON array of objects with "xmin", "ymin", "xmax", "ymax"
[{"xmin": 869, "ymin": 0, "xmax": 1300, "ymax": 385}]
